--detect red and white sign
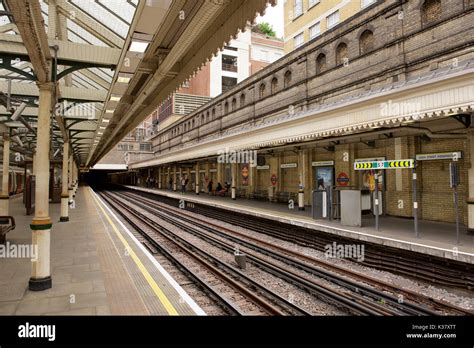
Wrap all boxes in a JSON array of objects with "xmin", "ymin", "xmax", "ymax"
[
  {"xmin": 271, "ymin": 174, "xmax": 278, "ymax": 186},
  {"xmin": 336, "ymin": 172, "xmax": 349, "ymax": 186}
]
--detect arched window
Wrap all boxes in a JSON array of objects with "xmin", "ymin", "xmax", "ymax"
[
  {"xmin": 232, "ymin": 98, "xmax": 237, "ymax": 111},
  {"xmin": 184, "ymin": 123, "xmax": 187, "ymax": 132},
  {"xmin": 201, "ymin": 114, "xmax": 204, "ymax": 124},
  {"xmin": 359, "ymin": 30, "xmax": 374, "ymax": 55},
  {"xmin": 316, "ymin": 53, "xmax": 327, "ymax": 74},
  {"xmin": 240, "ymin": 93, "xmax": 245, "ymax": 107},
  {"xmin": 284, "ymin": 71, "xmax": 292, "ymax": 88},
  {"xmin": 224, "ymin": 102, "xmax": 229, "ymax": 114},
  {"xmin": 192, "ymin": 119, "xmax": 195, "ymax": 128},
  {"xmin": 421, "ymin": 0, "xmax": 441, "ymax": 25},
  {"xmin": 206, "ymin": 111, "xmax": 210, "ymax": 122},
  {"xmin": 336, "ymin": 42, "xmax": 348, "ymax": 66},
  {"xmin": 212, "ymin": 108, "xmax": 216, "ymax": 119},
  {"xmin": 271, "ymin": 77, "xmax": 278, "ymax": 94},
  {"xmin": 259, "ymin": 83, "xmax": 266, "ymax": 99}
]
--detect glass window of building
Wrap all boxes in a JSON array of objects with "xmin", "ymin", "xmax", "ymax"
[
  {"xmin": 294, "ymin": 0, "xmax": 303, "ymax": 18},
  {"xmin": 327, "ymin": 10, "xmax": 340, "ymax": 28},
  {"xmin": 294, "ymin": 33, "xmax": 304, "ymax": 48},
  {"xmin": 310, "ymin": 22, "xmax": 321, "ymax": 39},
  {"xmin": 361, "ymin": 0, "xmax": 376, "ymax": 8}
]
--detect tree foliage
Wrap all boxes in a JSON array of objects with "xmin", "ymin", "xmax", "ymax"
[{"xmin": 252, "ymin": 22, "xmax": 276, "ymax": 37}]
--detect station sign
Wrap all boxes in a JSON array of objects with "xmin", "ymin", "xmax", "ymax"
[
  {"xmin": 257, "ymin": 165, "xmax": 269, "ymax": 170},
  {"xmin": 271, "ymin": 174, "xmax": 278, "ymax": 186},
  {"xmin": 312, "ymin": 161, "xmax": 334, "ymax": 167},
  {"xmin": 281, "ymin": 163, "xmax": 297, "ymax": 169},
  {"xmin": 336, "ymin": 172, "xmax": 350, "ymax": 186},
  {"xmin": 209, "ymin": 169, "xmax": 217, "ymax": 173},
  {"xmin": 416, "ymin": 152, "xmax": 462, "ymax": 161},
  {"xmin": 354, "ymin": 159, "xmax": 414, "ymax": 170},
  {"xmin": 355, "ymin": 157, "xmax": 385, "ymax": 162}
]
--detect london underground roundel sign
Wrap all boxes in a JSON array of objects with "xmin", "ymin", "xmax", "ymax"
[
  {"xmin": 271, "ymin": 174, "xmax": 277, "ymax": 186},
  {"xmin": 336, "ymin": 172, "xmax": 349, "ymax": 186}
]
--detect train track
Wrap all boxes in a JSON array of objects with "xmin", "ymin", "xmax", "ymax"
[
  {"xmin": 106, "ymin": 189, "xmax": 471, "ymax": 315},
  {"xmin": 117, "ymin": 189, "xmax": 472, "ymax": 316},
  {"xmin": 98, "ymin": 191, "xmax": 311, "ymax": 316},
  {"xmin": 125, "ymin": 187, "xmax": 473, "ymax": 290}
]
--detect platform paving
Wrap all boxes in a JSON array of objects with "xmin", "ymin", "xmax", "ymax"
[{"xmin": 0, "ymin": 186, "xmax": 203, "ymax": 315}]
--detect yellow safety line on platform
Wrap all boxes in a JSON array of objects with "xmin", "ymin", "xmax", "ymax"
[{"xmin": 89, "ymin": 189, "xmax": 179, "ymax": 316}]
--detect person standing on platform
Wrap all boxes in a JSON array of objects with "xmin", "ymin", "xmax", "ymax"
[
  {"xmin": 208, "ymin": 179, "xmax": 213, "ymax": 195},
  {"xmin": 169, "ymin": 178, "xmax": 173, "ymax": 191},
  {"xmin": 181, "ymin": 176, "xmax": 186, "ymax": 194}
]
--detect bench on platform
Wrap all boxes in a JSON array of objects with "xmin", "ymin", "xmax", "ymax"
[
  {"xmin": 236, "ymin": 188, "xmax": 247, "ymax": 199},
  {"xmin": 273, "ymin": 191, "xmax": 297, "ymax": 204},
  {"xmin": 251, "ymin": 189, "xmax": 268, "ymax": 201},
  {"xmin": 0, "ymin": 216, "xmax": 15, "ymax": 244}
]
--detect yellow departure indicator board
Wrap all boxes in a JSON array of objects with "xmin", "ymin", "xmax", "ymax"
[{"xmin": 354, "ymin": 159, "xmax": 414, "ymax": 170}]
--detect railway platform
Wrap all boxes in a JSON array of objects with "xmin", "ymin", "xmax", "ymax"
[
  {"xmin": 124, "ymin": 185, "xmax": 474, "ymax": 265},
  {"xmin": 0, "ymin": 186, "xmax": 204, "ymax": 315}
]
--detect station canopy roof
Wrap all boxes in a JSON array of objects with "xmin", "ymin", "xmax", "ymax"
[
  {"xmin": 0, "ymin": 0, "xmax": 138, "ymax": 165},
  {"xmin": 0, "ymin": 0, "xmax": 274, "ymax": 167}
]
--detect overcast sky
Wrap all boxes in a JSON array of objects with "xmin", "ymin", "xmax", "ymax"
[{"xmin": 256, "ymin": 0, "xmax": 285, "ymax": 38}]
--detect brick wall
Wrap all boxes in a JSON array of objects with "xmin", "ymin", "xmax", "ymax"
[
  {"xmin": 140, "ymin": 0, "xmax": 474, "ymax": 225},
  {"xmin": 151, "ymin": 0, "xmax": 474, "ymax": 155},
  {"xmin": 419, "ymin": 138, "xmax": 468, "ymax": 224},
  {"xmin": 242, "ymin": 136, "xmax": 468, "ymax": 224}
]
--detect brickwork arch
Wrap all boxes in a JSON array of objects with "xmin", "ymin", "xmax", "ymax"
[
  {"xmin": 284, "ymin": 70, "xmax": 292, "ymax": 88},
  {"xmin": 421, "ymin": 0, "xmax": 442, "ymax": 26},
  {"xmin": 232, "ymin": 98, "xmax": 237, "ymax": 111},
  {"xmin": 271, "ymin": 77, "xmax": 278, "ymax": 94},
  {"xmin": 316, "ymin": 52, "xmax": 327, "ymax": 74},
  {"xmin": 259, "ymin": 83, "xmax": 266, "ymax": 99},
  {"xmin": 240, "ymin": 93, "xmax": 245, "ymax": 107},
  {"xmin": 359, "ymin": 29, "xmax": 375, "ymax": 55},
  {"xmin": 335, "ymin": 42, "xmax": 348, "ymax": 66}
]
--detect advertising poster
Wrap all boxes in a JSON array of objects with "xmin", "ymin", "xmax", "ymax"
[
  {"xmin": 316, "ymin": 167, "xmax": 333, "ymax": 190},
  {"xmin": 362, "ymin": 170, "xmax": 383, "ymax": 192},
  {"xmin": 241, "ymin": 164, "xmax": 249, "ymax": 186}
]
